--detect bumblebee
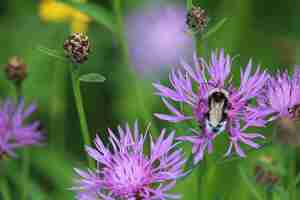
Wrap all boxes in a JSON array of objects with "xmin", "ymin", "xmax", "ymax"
[{"xmin": 205, "ymin": 88, "xmax": 229, "ymax": 134}]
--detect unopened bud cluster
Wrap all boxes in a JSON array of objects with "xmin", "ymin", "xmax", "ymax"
[
  {"xmin": 186, "ymin": 6, "xmax": 209, "ymax": 33},
  {"xmin": 5, "ymin": 56, "xmax": 27, "ymax": 83},
  {"xmin": 64, "ymin": 32, "xmax": 90, "ymax": 64}
]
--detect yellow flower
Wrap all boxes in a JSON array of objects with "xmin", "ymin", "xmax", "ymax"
[
  {"xmin": 39, "ymin": 0, "xmax": 91, "ymax": 33},
  {"xmin": 70, "ymin": 10, "xmax": 90, "ymax": 32}
]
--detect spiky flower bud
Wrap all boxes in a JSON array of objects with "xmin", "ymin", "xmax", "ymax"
[
  {"xmin": 63, "ymin": 32, "xmax": 90, "ymax": 64},
  {"xmin": 5, "ymin": 56, "xmax": 27, "ymax": 83},
  {"xmin": 186, "ymin": 6, "xmax": 209, "ymax": 33}
]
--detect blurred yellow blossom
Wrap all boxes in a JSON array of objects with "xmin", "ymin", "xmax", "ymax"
[{"xmin": 39, "ymin": 0, "xmax": 91, "ymax": 32}]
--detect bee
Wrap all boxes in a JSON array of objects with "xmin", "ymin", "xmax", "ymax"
[{"xmin": 205, "ymin": 88, "xmax": 229, "ymax": 134}]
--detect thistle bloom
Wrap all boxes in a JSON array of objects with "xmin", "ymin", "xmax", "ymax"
[
  {"xmin": 72, "ymin": 122, "xmax": 186, "ymax": 200},
  {"xmin": 258, "ymin": 66, "xmax": 300, "ymax": 120},
  {"xmin": 0, "ymin": 99, "xmax": 42, "ymax": 158},
  {"xmin": 154, "ymin": 49, "xmax": 269, "ymax": 164},
  {"xmin": 125, "ymin": 3, "xmax": 194, "ymax": 77},
  {"xmin": 39, "ymin": 0, "xmax": 90, "ymax": 32}
]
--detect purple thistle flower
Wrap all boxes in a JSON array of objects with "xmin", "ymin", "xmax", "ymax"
[
  {"xmin": 72, "ymin": 122, "xmax": 186, "ymax": 200},
  {"xmin": 258, "ymin": 66, "xmax": 300, "ymax": 120},
  {"xmin": 0, "ymin": 99, "xmax": 42, "ymax": 158},
  {"xmin": 125, "ymin": 3, "xmax": 194, "ymax": 77},
  {"xmin": 154, "ymin": 49, "xmax": 269, "ymax": 164}
]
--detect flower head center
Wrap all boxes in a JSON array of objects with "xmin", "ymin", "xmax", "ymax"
[{"xmin": 106, "ymin": 153, "xmax": 151, "ymax": 198}]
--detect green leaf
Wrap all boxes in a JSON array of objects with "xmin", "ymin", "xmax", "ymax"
[
  {"xmin": 202, "ymin": 18, "xmax": 228, "ymax": 40},
  {"xmin": 60, "ymin": 0, "xmax": 116, "ymax": 32},
  {"xmin": 36, "ymin": 45, "xmax": 66, "ymax": 61},
  {"xmin": 79, "ymin": 73, "xmax": 106, "ymax": 83}
]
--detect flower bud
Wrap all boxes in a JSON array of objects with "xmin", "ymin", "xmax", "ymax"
[
  {"xmin": 186, "ymin": 6, "xmax": 209, "ymax": 33},
  {"xmin": 5, "ymin": 56, "xmax": 27, "ymax": 83},
  {"xmin": 63, "ymin": 32, "xmax": 90, "ymax": 64}
]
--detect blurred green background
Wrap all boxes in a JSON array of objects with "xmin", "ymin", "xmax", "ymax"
[{"xmin": 0, "ymin": 0, "xmax": 299, "ymax": 199}]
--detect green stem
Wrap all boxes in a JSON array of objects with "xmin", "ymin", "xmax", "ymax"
[
  {"xmin": 0, "ymin": 161, "xmax": 10, "ymax": 200},
  {"xmin": 70, "ymin": 65, "xmax": 94, "ymax": 168},
  {"xmin": 187, "ymin": 0, "xmax": 193, "ymax": 10},
  {"xmin": 288, "ymin": 146, "xmax": 297, "ymax": 200},
  {"xmin": 113, "ymin": 0, "xmax": 129, "ymax": 64},
  {"xmin": 15, "ymin": 83, "xmax": 29, "ymax": 200},
  {"xmin": 0, "ymin": 178, "xmax": 11, "ymax": 200},
  {"xmin": 21, "ymin": 149, "xmax": 30, "ymax": 200}
]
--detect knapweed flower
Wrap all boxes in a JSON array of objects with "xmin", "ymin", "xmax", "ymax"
[
  {"xmin": 72, "ymin": 122, "xmax": 186, "ymax": 200},
  {"xmin": 39, "ymin": 0, "xmax": 90, "ymax": 32},
  {"xmin": 125, "ymin": 3, "xmax": 194, "ymax": 77},
  {"xmin": 0, "ymin": 99, "xmax": 42, "ymax": 158},
  {"xmin": 258, "ymin": 67, "xmax": 300, "ymax": 145},
  {"xmin": 259, "ymin": 66, "xmax": 300, "ymax": 120},
  {"xmin": 64, "ymin": 32, "xmax": 90, "ymax": 64},
  {"xmin": 154, "ymin": 49, "xmax": 269, "ymax": 164}
]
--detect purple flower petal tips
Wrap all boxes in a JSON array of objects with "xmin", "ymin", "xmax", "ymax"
[
  {"xmin": 73, "ymin": 123, "xmax": 186, "ymax": 200},
  {"xmin": 258, "ymin": 66, "xmax": 300, "ymax": 120},
  {"xmin": 154, "ymin": 49, "xmax": 269, "ymax": 163},
  {"xmin": 0, "ymin": 99, "xmax": 42, "ymax": 158}
]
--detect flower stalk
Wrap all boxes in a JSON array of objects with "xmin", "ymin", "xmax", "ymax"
[
  {"xmin": 9, "ymin": 63, "xmax": 29, "ymax": 200},
  {"xmin": 0, "ymin": 179, "xmax": 11, "ymax": 200},
  {"xmin": 15, "ymin": 82, "xmax": 30, "ymax": 200},
  {"xmin": 187, "ymin": 0, "xmax": 193, "ymax": 10},
  {"xmin": 70, "ymin": 64, "xmax": 93, "ymax": 168}
]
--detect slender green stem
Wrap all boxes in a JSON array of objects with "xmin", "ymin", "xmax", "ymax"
[
  {"xmin": 288, "ymin": 146, "xmax": 297, "ymax": 200},
  {"xmin": 0, "ymin": 178, "xmax": 11, "ymax": 200},
  {"xmin": 0, "ymin": 160, "xmax": 10, "ymax": 200},
  {"xmin": 113, "ymin": 0, "xmax": 129, "ymax": 64},
  {"xmin": 14, "ymin": 83, "xmax": 30, "ymax": 200},
  {"xmin": 15, "ymin": 82, "xmax": 22, "ymax": 102},
  {"xmin": 187, "ymin": 0, "xmax": 193, "ymax": 10},
  {"xmin": 21, "ymin": 149, "xmax": 30, "ymax": 200},
  {"xmin": 70, "ymin": 65, "xmax": 94, "ymax": 168}
]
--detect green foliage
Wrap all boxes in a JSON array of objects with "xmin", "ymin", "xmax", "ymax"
[
  {"xmin": 202, "ymin": 18, "xmax": 228, "ymax": 40},
  {"xmin": 79, "ymin": 73, "xmax": 106, "ymax": 83}
]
